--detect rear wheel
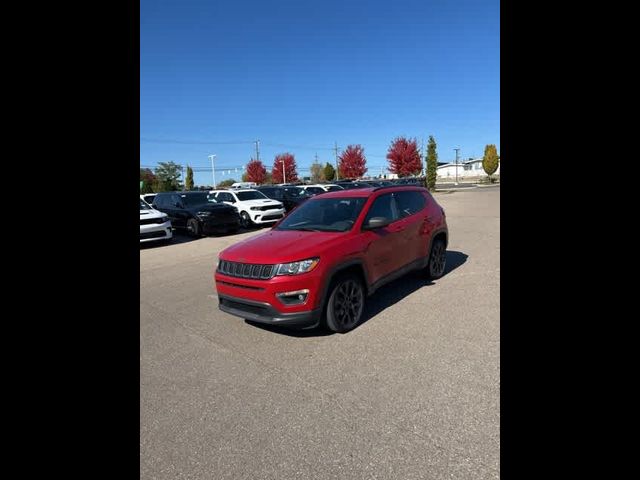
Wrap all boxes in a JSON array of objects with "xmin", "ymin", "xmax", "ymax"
[
  {"xmin": 426, "ymin": 238, "xmax": 446, "ymax": 279},
  {"xmin": 186, "ymin": 218, "xmax": 202, "ymax": 237},
  {"xmin": 325, "ymin": 275, "xmax": 365, "ymax": 333}
]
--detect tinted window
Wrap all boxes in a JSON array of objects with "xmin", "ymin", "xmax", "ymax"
[
  {"xmin": 363, "ymin": 194, "xmax": 398, "ymax": 224},
  {"xmin": 180, "ymin": 193, "xmax": 210, "ymax": 206},
  {"xmin": 277, "ymin": 197, "xmax": 367, "ymax": 232},
  {"xmin": 305, "ymin": 187, "xmax": 325, "ymax": 194},
  {"xmin": 140, "ymin": 199, "xmax": 151, "ymax": 210},
  {"xmin": 153, "ymin": 195, "xmax": 166, "ymax": 208},
  {"xmin": 283, "ymin": 187, "xmax": 308, "ymax": 198},
  {"xmin": 326, "ymin": 185, "xmax": 343, "ymax": 192},
  {"xmin": 236, "ymin": 191, "xmax": 268, "ymax": 201},
  {"xmin": 395, "ymin": 191, "xmax": 427, "ymax": 218}
]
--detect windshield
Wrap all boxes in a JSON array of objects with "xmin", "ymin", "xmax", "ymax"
[
  {"xmin": 181, "ymin": 193, "xmax": 213, "ymax": 206},
  {"xmin": 276, "ymin": 197, "xmax": 367, "ymax": 232},
  {"xmin": 326, "ymin": 185, "xmax": 344, "ymax": 192},
  {"xmin": 236, "ymin": 190, "xmax": 268, "ymax": 201},
  {"xmin": 140, "ymin": 199, "xmax": 151, "ymax": 210},
  {"xmin": 305, "ymin": 187, "xmax": 325, "ymax": 195}
]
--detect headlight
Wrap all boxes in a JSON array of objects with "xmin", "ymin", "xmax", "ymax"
[
  {"xmin": 276, "ymin": 258, "xmax": 320, "ymax": 276},
  {"xmin": 250, "ymin": 206, "xmax": 261, "ymax": 211},
  {"xmin": 197, "ymin": 211, "xmax": 211, "ymax": 217},
  {"xmin": 159, "ymin": 215, "xmax": 169, "ymax": 223}
]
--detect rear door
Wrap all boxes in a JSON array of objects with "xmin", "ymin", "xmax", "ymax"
[
  {"xmin": 360, "ymin": 193, "xmax": 404, "ymax": 283},
  {"xmin": 394, "ymin": 190, "xmax": 430, "ymax": 264}
]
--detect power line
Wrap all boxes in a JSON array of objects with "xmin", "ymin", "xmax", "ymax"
[{"xmin": 140, "ymin": 138, "xmax": 254, "ymax": 145}]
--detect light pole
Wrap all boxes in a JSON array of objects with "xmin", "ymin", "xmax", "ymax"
[
  {"xmin": 282, "ymin": 159, "xmax": 286, "ymax": 184},
  {"xmin": 454, "ymin": 148, "xmax": 460, "ymax": 185},
  {"xmin": 208, "ymin": 154, "xmax": 217, "ymax": 188}
]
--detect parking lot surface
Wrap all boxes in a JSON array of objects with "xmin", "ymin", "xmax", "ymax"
[{"xmin": 140, "ymin": 186, "xmax": 500, "ymax": 479}]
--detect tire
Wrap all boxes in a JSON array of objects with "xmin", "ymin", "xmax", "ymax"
[
  {"xmin": 240, "ymin": 211, "xmax": 252, "ymax": 229},
  {"xmin": 426, "ymin": 238, "xmax": 447, "ymax": 279},
  {"xmin": 325, "ymin": 274, "xmax": 365, "ymax": 333},
  {"xmin": 186, "ymin": 218, "xmax": 202, "ymax": 237}
]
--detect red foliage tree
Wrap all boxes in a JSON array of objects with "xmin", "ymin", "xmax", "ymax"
[
  {"xmin": 386, "ymin": 137, "xmax": 422, "ymax": 177},
  {"xmin": 245, "ymin": 158, "xmax": 267, "ymax": 184},
  {"xmin": 338, "ymin": 144, "xmax": 368, "ymax": 179},
  {"xmin": 271, "ymin": 153, "xmax": 298, "ymax": 183}
]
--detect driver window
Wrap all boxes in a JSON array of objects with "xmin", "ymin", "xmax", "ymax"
[{"xmin": 363, "ymin": 194, "xmax": 398, "ymax": 225}]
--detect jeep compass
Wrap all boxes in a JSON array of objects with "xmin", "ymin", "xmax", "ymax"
[{"xmin": 215, "ymin": 185, "xmax": 448, "ymax": 333}]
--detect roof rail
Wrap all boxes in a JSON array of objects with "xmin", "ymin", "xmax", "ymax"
[{"xmin": 372, "ymin": 184, "xmax": 426, "ymax": 192}]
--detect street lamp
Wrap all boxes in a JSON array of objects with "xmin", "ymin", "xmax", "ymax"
[
  {"xmin": 454, "ymin": 148, "xmax": 460, "ymax": 185},
  {"xmin": 208, "ymin": 154, "xmax": 217, "ymax": 188}
]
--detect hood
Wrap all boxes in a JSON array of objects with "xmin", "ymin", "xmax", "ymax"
[
  {"xmin": 139, "ymin": 208, "xmax": 166, "ymax": 219},
  {"xmin": 240, "ymin": 199, "xmax": 283, "ymax": 207},
  {"xmin": 186, "ymin": 203, "xmax": 236, "ymax": 213},
  {"xmin": 220, "ymin": 229, "xmax": 346, "ymax": 264}
]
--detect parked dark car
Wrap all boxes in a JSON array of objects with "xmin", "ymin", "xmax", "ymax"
[
  {"xmin": 256, "ymin": 186, "xmax": 312, "ymax": 212},
  {"xmin": 152, "ymin": 191, "xmax": 240, "ymax": 236},
  {"xmin": 335, "ymin": 181, "xmax": 374, "ymax": 190}
]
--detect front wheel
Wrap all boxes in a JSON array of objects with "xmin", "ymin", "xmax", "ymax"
[
  {"xmin": 240, "ymin": 211, "xmax": 252, "ymax": 229},
  {"xmin": 426, "ymin": 238, "xmax": 446, "ymax": 279},
  {"xmin": 186, "ymin": 218, "xmax": 202, "ymax": 237},
  {"xmin": 325, "ymin": 275, "xmax": 365, "ymax": 333}
]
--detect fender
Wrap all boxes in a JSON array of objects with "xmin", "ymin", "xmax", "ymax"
[{"xmin": 314, "ymin": 259, "xmax": 371, "ymax": 310}]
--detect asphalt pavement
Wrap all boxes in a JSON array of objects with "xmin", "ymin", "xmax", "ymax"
[{"xmin": 140, "ymin": 186, "xmax": 500, "ymax": 479}]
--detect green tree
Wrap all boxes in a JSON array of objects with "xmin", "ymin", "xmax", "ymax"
[
  {"xmin": 139, "ymin": 168, "xmax": 156, "ymax": 193},
  {"xmin": 153, "ymin": 161, "xmax": 183, "ymax": 191},
  {"xmin": 425, "ymin": 136, "xmax": 438, "ymax": 191},
  {"xmin": 310, "ymin": 162, "xmax": 325, "ymax": 183},
  {"xmin": 216, "ymin": 178, "xmax": 236, "ymax": 189},
  {"xmin": 323, "ymin": 162, "xmax": 336, "ymax": 181},
  {"xmin": 482, "ymin": 144, "xmax": 500, "ymax": 181},
  {"xmin": 185, "ymin": 166, "xmax": 194, "ymax": 190}
]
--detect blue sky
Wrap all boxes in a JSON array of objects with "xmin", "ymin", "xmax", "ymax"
[{"xmin": 141, "ymin": 0, "xmax": 499, "ymax": 185}]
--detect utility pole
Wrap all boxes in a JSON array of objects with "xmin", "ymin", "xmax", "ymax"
[
  {"xmin": 454, "ymin": 148, "xmax": 460, "ymax": 185},
  {"xmin": 282, "ymin": 158, "xmax": 286, "ymax": 184},
  {"xmin": 255, "ymin": 139, "xmax": 260, "ymax": 162},
  {"xmin": 334, "ymin": 142, "xmax": 339, "ymax": 180},
  {"xmin": 208, "ymin": 154, "xmax": 217, "ymax": 188},
  {"xmin": 420, "ymin": 138, "xmax": 424, "ymax": 177}
]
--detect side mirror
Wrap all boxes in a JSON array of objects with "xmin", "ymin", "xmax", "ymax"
[{"xmin": 363, "ymin": 216, "xmax": 391, "ymax": 230}]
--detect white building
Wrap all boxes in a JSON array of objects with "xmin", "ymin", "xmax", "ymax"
[{"xmin": 437, "ymin": 158, "xmax": 500, "ymax": 179}]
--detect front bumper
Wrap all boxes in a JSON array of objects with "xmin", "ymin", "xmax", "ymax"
[
  {"xmin": 249, "ymin": 208, "xmax": 286, "ymax": 224},
  {"xmin": 218, "ymin": 294, "xmax": 321, "ymax": 329},
  {"xmin": 140, "ymin": 221, "xmax": 172, "ymax": 243}
]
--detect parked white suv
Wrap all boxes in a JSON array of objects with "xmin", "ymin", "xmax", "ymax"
[
  {"xmin": 209, "ymin": 189, "xmax": 285, "ymax": 229},
  {"xmin": 140, "ymin": 198, "xmax": 172, "ymax": 243},
  {"xmin": 300, "ymin": 184, "xmax": 345, "ymax": 195}
]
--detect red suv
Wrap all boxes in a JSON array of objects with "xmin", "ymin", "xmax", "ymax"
[{"xmin": 215, "ymin": 185, "xmax": 448, "ymax": 333}]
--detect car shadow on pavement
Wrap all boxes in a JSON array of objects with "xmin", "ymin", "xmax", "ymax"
[{"xmin": 245, "ymin": 250, "xmax": 468, "ymax": 337}]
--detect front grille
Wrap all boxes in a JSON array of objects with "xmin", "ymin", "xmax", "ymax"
[
  {"xmin": 262, "ymin": 213, "xmax": 284, "ymax": 221},
  {"xmin": 140, "ymin": 230, "xmax": 167, "ymax": 240},
  {"xmin": 140, "ymin": 217, "xmax": 167, "ymax": 226},
  {"xmin": 257, "ymin": 205, "xmax": 279, "ymax": 211},
  {"xmin": 220, "ymin": 298, "xmax": 269, "ymax": 316},
  {"xmin": 217, "ymin": 260, "xmax": 276, "ymax": 280}
]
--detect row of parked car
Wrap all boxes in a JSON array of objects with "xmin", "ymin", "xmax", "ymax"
[{"xmin": 140, "ymin": 179, "xmax": 426, "ymax": 244}]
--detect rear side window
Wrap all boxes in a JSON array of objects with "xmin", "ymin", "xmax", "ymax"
[
  {"xmin": 363, "ymin": 193, "xmax": 398, "ymax": 224},
  {"xmin": 395, "ymin": 191, "xmax": 427, "ymax": 218}
]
